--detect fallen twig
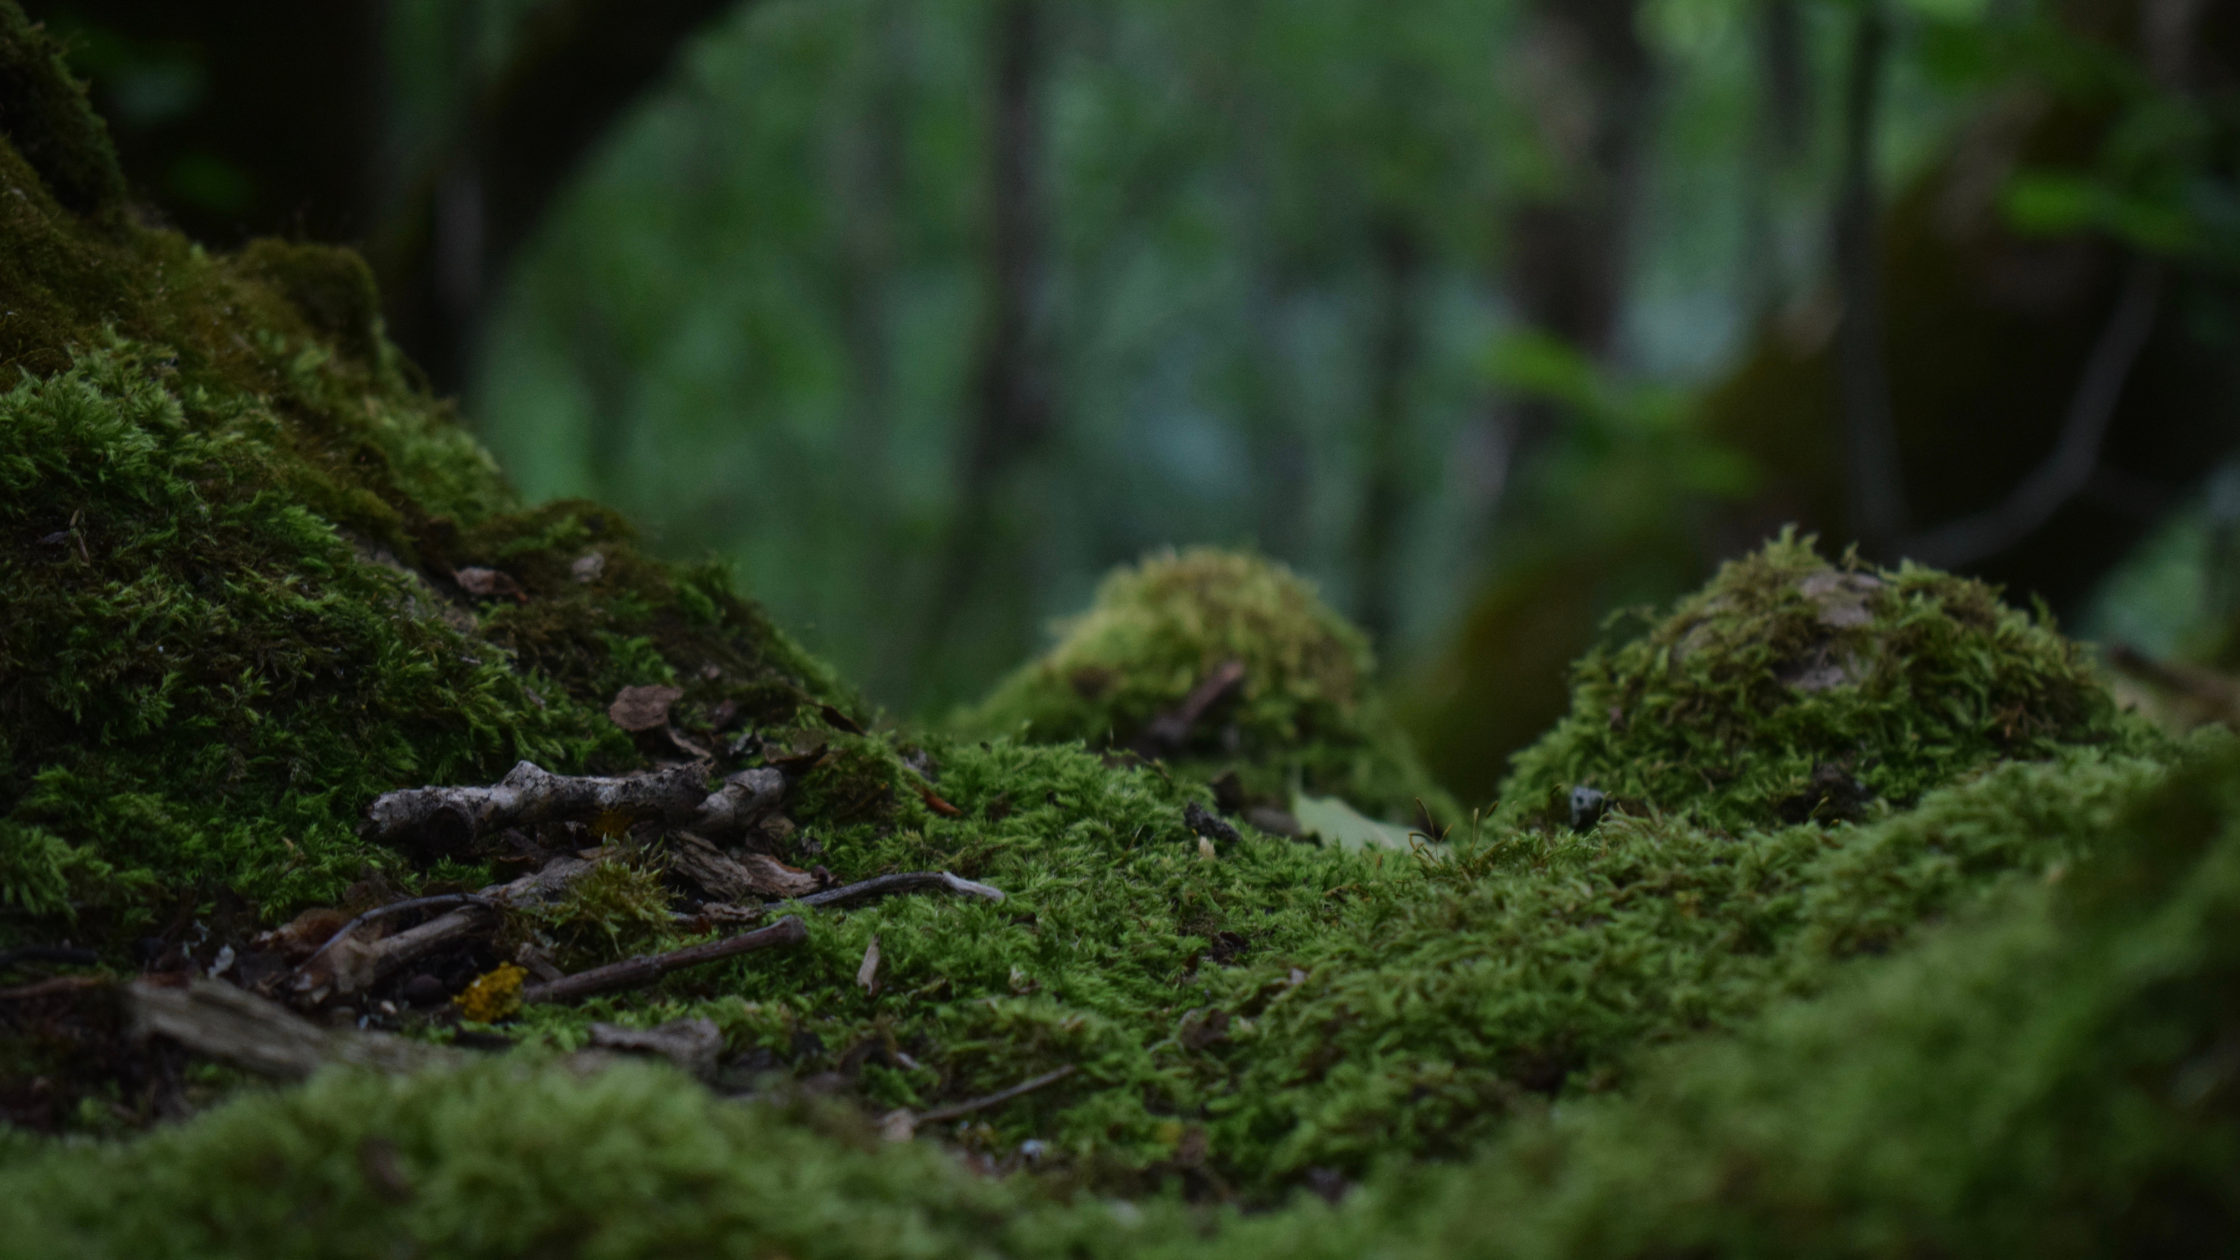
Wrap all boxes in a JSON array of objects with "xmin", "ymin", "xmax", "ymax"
[
  {"xmin": 779, "ymin": 871, "xmax": 1005, "ymax": 912},
  {"xmin": 879, "ymin": 1064, "xmax": 1077, "ymax": 1141},
  {"xmin": 294, "ymin": 905, "xmax": 496, "ymax": 1001},
  {"xmin": 363, "ymin": 762, "xmax": 785, "ymax": 854},
  {"xmin": 523, "ymin": 915, "xmax": 808, "ymax": 1005},
  {"xmin": 297, "ymin": 894, "xmax": 493, "ymax": 972},
  {"xmin": 129, "ymin": 977, "xmax": 464, "ymax": 1079}
]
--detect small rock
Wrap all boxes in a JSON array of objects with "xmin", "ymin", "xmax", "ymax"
[{"xmin": 571, "ymin": 551, "xmax": 606, "ymax": 582}]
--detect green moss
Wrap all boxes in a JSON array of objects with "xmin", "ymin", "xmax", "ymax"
[
  {"xmin": 1498, "ymin": 530, "xmax": 2156, "ymax": 833},
  {"xmin": 955, "ymin": 547, "xmax": 1455, "ymax": 825},
  {"xmin": 3, "ymin": 734, "xmax": 2231, "ymax": 1256},
  {"xmin": 0, "ymin": 7, "xmax": 855, "ymax": 961}
]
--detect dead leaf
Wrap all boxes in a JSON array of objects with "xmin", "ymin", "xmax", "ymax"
[
  {"xmin": 609, "ymin": 685, "xmax": 684, "ymax": 732},
  {"xmin": 916, "ymin": 782, "xmax": 965, "ymax": 818},
  {"xmin": 857, "ymin": 935, "xmax": 882, "ymax": 995}
]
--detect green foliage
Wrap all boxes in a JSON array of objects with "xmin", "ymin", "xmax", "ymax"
[
  {"xmin": 1499, "ymin": 531, "xmax": 2156, "ymax": 832},
  {"xmin": 955, "ymin": 547, "xmax": 1455, "ymax": 822}
]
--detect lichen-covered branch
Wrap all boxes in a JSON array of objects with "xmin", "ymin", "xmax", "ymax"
[{"xmin": 362, "ymin": 762, "xmax": 786, "ymax": 856}]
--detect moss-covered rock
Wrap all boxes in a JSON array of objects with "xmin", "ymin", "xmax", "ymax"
[
  {"xmin": 955, "ymin": 547, "xmax": 1455, "ymax": 826},
  {"xmin": 1498, "ymin": 531, "xmax": 2155, "ymax": 833}
]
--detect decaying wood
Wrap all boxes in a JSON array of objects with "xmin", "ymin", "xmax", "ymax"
[
  {"xmin": 669, "ymin": 833, "xmax": 821, "ymax": 901},
  {"xmin": 879, "ymin": 1064, "xmax": 1077, "ymax": 1141},
  {"xmin": 523, "ymin": 915, "xmax": 808, "ymax": 1006},
  {"xmin": 363, "ymin": 761, "xmax": 786, "ymax": 851},
  {"xmin": 130, "ymin": 977, "xmax": 464, "ymax": 1080}
]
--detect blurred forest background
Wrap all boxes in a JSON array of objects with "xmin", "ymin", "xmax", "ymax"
[{"xmin": 21, "ymin": 0, "xmax": 2240, "ymax": 804}]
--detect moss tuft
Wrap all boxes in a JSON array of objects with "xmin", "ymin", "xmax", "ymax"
[
  {"xmin": 1498, "ymin": 530, "xmax": 2155, "ymax": 833},
  {"xmin": 956, "ymin": 547, "xmax": 1454, "ymax": 824}
]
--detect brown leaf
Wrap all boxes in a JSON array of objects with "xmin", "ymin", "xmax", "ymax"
[
  {"xmin": 609, "ymin": 685, "xmax": 685, "ymax": 732},
  {"xmin": 916, "ymin": 782, "xmax": 965, "ymax": 818}
]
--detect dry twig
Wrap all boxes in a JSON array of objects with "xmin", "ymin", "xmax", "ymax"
[
  {"xmin": 523, "ymin": 915, "xmax": 808, "ymax": 1005},
  {"xmin": 879, "ymin": 1065, "xmax": 1077, "ymax": 1141}
]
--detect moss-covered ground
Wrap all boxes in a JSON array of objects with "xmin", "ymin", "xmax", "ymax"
[{"xmin": 1, "ymin": 6, "xmax": 2233, "ymax": 1254}]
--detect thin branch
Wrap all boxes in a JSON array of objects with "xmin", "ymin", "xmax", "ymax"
[
  {"xmin": 775, "ymin": 871, "xmax": 1006, "ymax": 913},
  {"xmin": 522, "ymin": 915, "xmax": 809, "ymax": 1006},
  {"xmin": 880, "ymin": 1064, "xmax": 1078, "ymax": 1140},
  {"xmin": 297, "ymin": 894, "xmax": 493, "ymax": 973},
  {"xmin": 1901, "ymin": 260, "xmax": 2165, "ymax": 569}
]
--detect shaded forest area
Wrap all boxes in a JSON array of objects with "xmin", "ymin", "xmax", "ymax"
[{"xmin": 21, "ymin": 0, "xmax": 2240, "ymax": 803}]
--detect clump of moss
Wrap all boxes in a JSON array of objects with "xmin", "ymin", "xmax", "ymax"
[
  {"xmin": 1220, "ymin": 731, "xmax": 2240, "ymax": 1260},
  {"xmin": 0, "ymin": 9, "xmax": 857, "ymax": 967},
  {"xmin": 955, "ymin": 548, "xmax": 1454, "ymax": 824},
  {"xmin": 1499, "ymin": 530, "xmax": 2154, "ymax": 832}
]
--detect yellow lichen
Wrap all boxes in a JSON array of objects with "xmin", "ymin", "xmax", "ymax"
[{"xmin": 452, "ymin": 963, "xmax": 527, "ymax": 1023}]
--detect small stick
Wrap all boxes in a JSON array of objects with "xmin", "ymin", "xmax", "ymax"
[
  {"xmin": 298, "ymin": 894, "xmax": 492, "ymax": 971},
  {"xmin": 916, "ymin": 1064, "xmax": 1077, "ymax": 1124},
  {"xmin": 880, "ymin": 1065, "xmax": 1077, "ymax": 1141},
  {"xmin": 777, "ymin": 871, "xmax": 1005, "ymax": 913},
  {"xmin": 523, "ymin": 915, "xmax": 808, "ymax": 1006}
]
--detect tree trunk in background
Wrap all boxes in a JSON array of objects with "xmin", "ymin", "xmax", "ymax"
[
  {"xmin": 370, "ymin": 0, "xmax": 742, "ymax": 393},
  {"xmin": 837, "ymin": 0, "xmax": 909, "ymax": 700},
  {"xmin": 921, "ymin": 0, "xmax": 1051, "ymax": 675},
  {"xmin": 1355, "ymin": 219, "xmax": 1422, "ymax": 650},
  {"xmin": 1832, "ymin": 1, "xmax": 1907, "ymax": 556},
  {"xmin": 1483, "ymin": 0, "xmax": 1655, "ymax": 522},
  {"xmin": 1741, "ymin": 0, "xmax": 1810, "ymax": 315}
]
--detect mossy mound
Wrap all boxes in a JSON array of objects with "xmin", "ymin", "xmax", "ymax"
[
  {"xmin": 0, "ymin": 13, "xmax": 855, "ymax": 955},
  {"xmin": 955, "ymin": 547, "xmax": 1454, "ymax": 825},
  {"xmin": 1499, "ymin": 531, "xmax": 2153, "ymax": 832}
]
